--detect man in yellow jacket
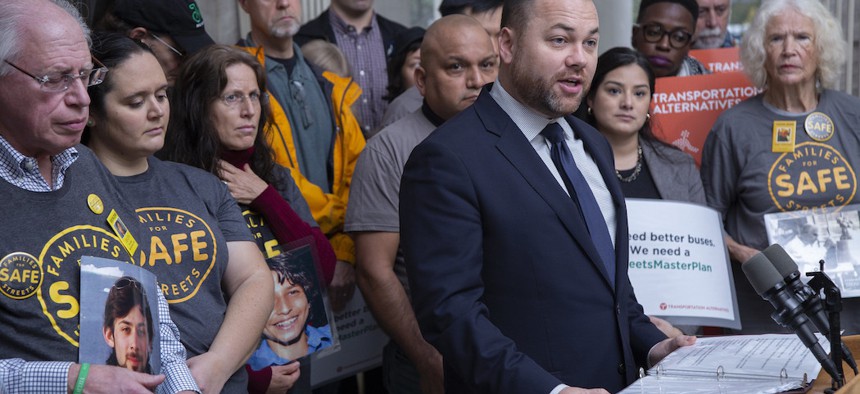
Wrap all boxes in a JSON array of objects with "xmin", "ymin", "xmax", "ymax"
[{"xmin": 237, "ymin": 0, "xmax": 365, "ymax": 312}]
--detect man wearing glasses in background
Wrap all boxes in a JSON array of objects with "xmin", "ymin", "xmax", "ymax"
[
  {"xmin": 0, "ymin": 0, "xmax": 198, "ymax": 392},
  {"xmin": 632, "ymin": 0, "xmax": 709, "ymax": 78}
]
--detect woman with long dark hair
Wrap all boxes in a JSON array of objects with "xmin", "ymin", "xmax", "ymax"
[
  {"xmin": 160, "ymin": 44, "xmax": 338, "ymax": 394},
  {"xmin": 583, "ymin": 46, "xmax": 705, "ymax": 203}
]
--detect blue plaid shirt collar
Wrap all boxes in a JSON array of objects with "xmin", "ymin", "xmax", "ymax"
[{"xmin": 0, "ymin": 134, "xmax": 78, "ymax": 192}]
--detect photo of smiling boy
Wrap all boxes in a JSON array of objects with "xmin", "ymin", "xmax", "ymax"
[
  {"xmin": 248, "ymin": 250, "xmax": 333, "ymax": 369},
  {"xmin": 103, "ymin": 276, "xmax": 154, "ymax": 374}
]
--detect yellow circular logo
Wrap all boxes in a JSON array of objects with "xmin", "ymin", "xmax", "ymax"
[
  {"xmin": 37, "ymin": 225, "xmax": 128, "ymax": 346},
  {"xmin": 768, "ymin": 142, "xmax": 857, "ymax": 212},
  {"xmin": 804, "ymin": 112, "xmax": 835, "ymax": 142},
  {"xmin": 0, "ymin": 252, "xmax": 42, "ymax": 300},
  {"xmin": 87, "ymin": 194, "xmax": 104, "ymax": 215},
  {"xmin": 136, "ymin": 207, "xmax": 218, "ymax": 304}
]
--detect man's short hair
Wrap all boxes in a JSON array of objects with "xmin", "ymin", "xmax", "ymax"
[
  {"xmin": 637, "ymin": 0, "xmax": 699, "ymax": 22},
  {"xmin": 0, "ymin": 0, "xmax": 90, "ymax": 76},
  {"xmin": 499, "ymin": 0, "xmax": 530, "ymax": 33},
  {"xmin": 103, "ymin": 276, "xmax": 154, "ymax": 342},
  {"xmin": 268, "ymin": 252, "xmax": 320, "ymax": 305},
  {"xmin": 440, "ymin": 0, "xmax": 503, "ymax": 17}
]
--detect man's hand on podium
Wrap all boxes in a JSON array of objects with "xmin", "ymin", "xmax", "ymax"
[
  {"xmin": 649, "ymin": 316, "xmax": 684, "ymax": 338},
  {"xmin": 648, "ymin": 335, "xmax": 697, "ymax": 367}
]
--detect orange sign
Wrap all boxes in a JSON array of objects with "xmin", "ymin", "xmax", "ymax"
[
  {"xmin": 689, "ymin": 47, "xmax": 742, "ymax": 74},
  {"xmin": 651, "ymin": 71, "xmax": 758, "ymax": 166}
]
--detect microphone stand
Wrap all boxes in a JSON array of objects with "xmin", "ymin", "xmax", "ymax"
[{"xmin": 807, "ymin": 259, "xmax": 846, "ymax": 392}]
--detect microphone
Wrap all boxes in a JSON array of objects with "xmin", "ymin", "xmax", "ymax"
[
  {"xmin": 763, "ymin": 244, "xmax": 858, "ymax": 373},
  {"xmin": 742, "ymin": 252, "xmax": 841, "ymax": 381}
]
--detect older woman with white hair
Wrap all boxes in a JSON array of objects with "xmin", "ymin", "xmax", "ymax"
[{"xmin": 701, "ymin": 0, "xmax": 860, "ymax": 334}]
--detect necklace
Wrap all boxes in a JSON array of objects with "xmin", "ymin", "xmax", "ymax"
[{"xmin": 616, "ymin": 145, "xmax": 643, "ymax": 183}]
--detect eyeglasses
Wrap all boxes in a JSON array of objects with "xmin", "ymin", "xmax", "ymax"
[
  {"xmin": 114, "ymin": 277, "xmax": 143, "ymax": 291},
  {"xmin": 150, "ymin": 33, "xmax": 184, "ymax": 57},
  {"xmin": 635, "ymin": 23, "xmax": 693, "ymax": 49},
  {"xmin": 220, "ymin": 91, "xmax": 265, "ymax": 108},
  {"xmin": 4, "ymin": 57, "xmax": 108, "ymax": 92}
]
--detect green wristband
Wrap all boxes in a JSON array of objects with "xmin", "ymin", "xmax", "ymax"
[{"xmin": 73, "ymin": 363, "xmax": 89, "ymax": 394}]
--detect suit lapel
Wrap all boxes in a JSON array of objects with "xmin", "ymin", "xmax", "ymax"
[{"xmin": 473, "ymin": 90, "xmax": 615, "ymax": 289}]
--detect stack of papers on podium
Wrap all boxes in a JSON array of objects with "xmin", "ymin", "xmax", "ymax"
[{"xmin": 620, "ymin": 334, "xmax": 824, "ymax": 394}]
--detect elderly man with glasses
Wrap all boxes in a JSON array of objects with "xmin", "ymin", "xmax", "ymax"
[
  {"xmin": 632, "ymin": 0, "xmax": 710, "ymax": 78},
  {"xmin": 0, "ymin": 0, "xmax": 198, "ymax": 393}
]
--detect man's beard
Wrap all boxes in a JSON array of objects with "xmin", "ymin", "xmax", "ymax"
[
  {"xmin": 695, "ymin": 27, "xmax": 725, "ymax": 49},
  {"xmin": 107, "ymin": 351, "xmax": 150, "ymax": 373},
  {"xmin": 271, "ymin": 21, "xmax": 300, "ymax": 39},
  {"xmin": 508, "ymin": 55, "xmax": 586, "ymax": 118}
]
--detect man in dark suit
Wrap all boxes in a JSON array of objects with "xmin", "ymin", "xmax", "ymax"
[{"xmin": 399, "ymin": 0, "xmax": 695, "ymax": 393}]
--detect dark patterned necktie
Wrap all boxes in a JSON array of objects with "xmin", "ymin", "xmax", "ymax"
[{"xmin": 542, "ymin": 122, "xmax": 615, "ymax": 286}]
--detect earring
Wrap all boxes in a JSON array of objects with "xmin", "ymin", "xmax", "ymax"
[
  {"xmin": 587, "ymin": 107, "xmax": 592, "ymax": 115},
  {"xmin": 646, "ymin": 113, "xmax": 651, "ymax": 120},
  {"xmin": 86, "ymin": 119, "xmax": 95, "ymax": 127}
]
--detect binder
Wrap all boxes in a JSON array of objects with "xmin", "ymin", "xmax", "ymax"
[{"xmin": 619, "ymin": 334, "xmax": 822, "ymax": 393}]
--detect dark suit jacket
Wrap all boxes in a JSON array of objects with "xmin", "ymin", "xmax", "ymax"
[{"xmin": 400, "ymin": 86, "xmax": 666, "ymax": 393}]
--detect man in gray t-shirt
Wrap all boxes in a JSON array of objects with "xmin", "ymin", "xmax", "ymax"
[{"xmin": 345, "ymin": 15, "xmax": 498, "ymax": 394}]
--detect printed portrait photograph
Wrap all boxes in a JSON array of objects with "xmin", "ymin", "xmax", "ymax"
[
  {"xmin": 248, "ymin": 242, "xmax": 335, "ymax": 372},
  {"xmin": 79, "ymin": 256, "xmax": 161, "ymax": 374}
]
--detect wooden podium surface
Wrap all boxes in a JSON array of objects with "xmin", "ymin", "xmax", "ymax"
[{"xmin": 814, "ymin": 336, "xmax": 860, "ymax": 393}]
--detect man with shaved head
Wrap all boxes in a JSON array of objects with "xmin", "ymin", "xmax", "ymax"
[
  {"xmin": 378, "ymin": 0, "xmax": 504, "ymax": 133},
  {"xmin": 0, "ymin": 0, "xmax": 197, "ymax": 392},
  {"xmin": 347, "ymin": 14, "xmax": 497, "ymax": 394}
]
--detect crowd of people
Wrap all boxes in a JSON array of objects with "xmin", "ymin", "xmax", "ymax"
[{"xmin": 0, "ymin": 0, "xmax": 857, "ymax": 393}]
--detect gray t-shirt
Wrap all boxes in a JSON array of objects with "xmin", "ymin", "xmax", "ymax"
[
  {"xmin": 117, "ymin": 157, "xmax": 253, "ymax": 393},
  {"xmin": 345, "ymin": 109, "xmax": 436, "ymax": 295},
  {"xmin": 702, "ymin": 89, "xmax": 860, "ymax": 334},
  {"xmin": 373, "ymin": 86, "xmax": 423, "ymax": 139},
  {"xmin": 0, "ymin": 146, "xmax": 142, "ymax": 362}
]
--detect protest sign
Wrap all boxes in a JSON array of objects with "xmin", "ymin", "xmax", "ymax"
[{"xmin": 626, "ymin": 199, "xmax": 739, "ymax": 329}]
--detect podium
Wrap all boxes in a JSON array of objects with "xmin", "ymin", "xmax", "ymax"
[{"xmin": 815, "ymin": 336, "xmax": 860, "ymax": 393}]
